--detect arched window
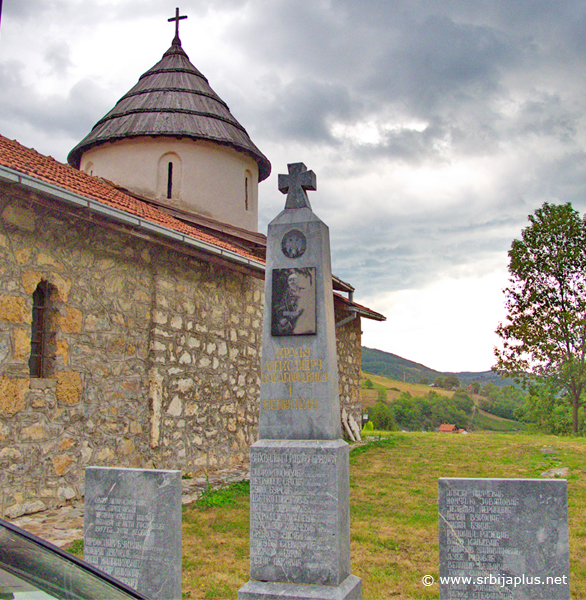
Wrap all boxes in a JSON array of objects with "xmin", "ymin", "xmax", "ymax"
[
  {"xmin": 29, "ymin": 281, "xmax": 53, "ymax": 378},
  {"xmin": 167, "ymin": 162, "xmax": 173, "ymax": 199},
  {"xmin": 157, "ymin": 153, "xmax": 182, "ymax": 201}
]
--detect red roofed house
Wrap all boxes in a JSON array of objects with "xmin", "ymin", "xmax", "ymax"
[
  {"xmin": 438, "ymin": 424, "xmax": 459, "ymax": 433},
  {"xmin": 0, "ymin": 25, "xmax": 384, "ymax": 518}
]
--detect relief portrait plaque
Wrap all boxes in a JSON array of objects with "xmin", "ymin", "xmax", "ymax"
[{"xmin": 271, "ymin": 267, "xmax": 316, "ymax": 336}]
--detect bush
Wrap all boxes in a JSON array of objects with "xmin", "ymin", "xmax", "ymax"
[
  {"xmin": 362, "ymin": 421, "xmax": 374, "ymax": 433},
  {"xmin": 369, "ymin": 401, "xmax": 398, "ymax": 431}
]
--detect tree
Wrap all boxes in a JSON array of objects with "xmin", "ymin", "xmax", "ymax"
[
  {"xmin": 444, "ymin": 374, "xmax": 460, "ymax": 390},
  {"xmin": 494, "ymin": 202, "xmax": 586, "ymax": 434}
]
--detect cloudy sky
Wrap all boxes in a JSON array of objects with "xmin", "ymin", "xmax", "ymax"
[{"xmin": 3, "ymin": 1, "xmax": 586, "ymax": 372}]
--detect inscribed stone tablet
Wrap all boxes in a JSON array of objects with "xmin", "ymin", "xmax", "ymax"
[
  {"xmin": 249, "ymin": 440, "xmax": 351, "ymax": 587},
  {"xmin": 84, "ymin": 467, "xmax": 182, "ymax": 600},
  {"xmin": 439, "ymin": 478, "xmax": 570, "ymax": 599}
]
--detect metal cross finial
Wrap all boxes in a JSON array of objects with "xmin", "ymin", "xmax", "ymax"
[
  {"xmin": 168, "ymin": 7, "xmax": 187, "ymax": 43},
  {"xmin": 278, "ymin": 163, "xmax": 316, "ymax": 210}
]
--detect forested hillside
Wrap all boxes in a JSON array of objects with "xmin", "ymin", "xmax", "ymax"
[{"xmin": 361, "ymin": 346, "xmax": 514, "ymax": 388}]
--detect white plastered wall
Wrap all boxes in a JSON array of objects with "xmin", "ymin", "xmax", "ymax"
[{"xmin": 80, "ymin": 137, "xmax": 260, "ymax": 231}]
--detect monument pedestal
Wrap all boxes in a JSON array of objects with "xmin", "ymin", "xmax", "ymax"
[
  {"xmin": 239, "ymin": 575, "xmax": 362, "ymax": 600},
  {"xmin": 239, "ymin": 440, "xmax": 361, "ymax": 600}
]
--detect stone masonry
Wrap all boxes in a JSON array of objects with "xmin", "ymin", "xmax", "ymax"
[{"xmin": 0, "ymin": 186, "xmax": 363, "ymax": 519}]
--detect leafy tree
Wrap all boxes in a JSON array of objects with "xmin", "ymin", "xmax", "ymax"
[
  {"xmin": 363, "ymin": 379, "xmax": 374, "ymax": 389},
  {"xmin": 494, "ymin": 202, "xmax": 586, "ymax": 434},
  {"xmin": 481, "ymin": 385, "xmax": 527, "ymax": 421},
  {"xmin": 444, "ymin": 374, "xmax": 460, "ymax": 389},
  {"xmin": 389, "ymin": 390, "xmax": 473, "ymax": 431},
  {"xmin": 516, "ymin": 381, "xmax": 575, "ymax": 435},
  {"xmin": 369, "ymin": 401, "xmax": 397, "ymax": 431}
]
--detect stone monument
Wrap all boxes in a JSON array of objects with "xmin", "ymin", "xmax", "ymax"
[
  {"xmin": 439, "ymin": 478, "xmax": 570, "ymax": 599},
  {"xmin": 84, "ymin": 466, "xmax": 182, "ymax": 600},
  {"xmin": 239, "ymin": 163, "xmax": 362, "ymax": 600}
]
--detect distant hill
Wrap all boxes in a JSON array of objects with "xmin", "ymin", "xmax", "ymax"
[{"xmin": 361, "ymin": 347, "xmax": 515, "ymax": 388}]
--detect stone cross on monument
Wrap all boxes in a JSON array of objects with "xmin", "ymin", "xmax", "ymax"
[
  {"xmin": 168, "ymin": 7, "xmax": 187, "ymax": 43},
  {"xmin": 278, "ymin": 163, "xmax": 317, "ymax": 210},
  {"xmin": 239, "ymin": 163, "xmax": 362, "ymax": 600}
]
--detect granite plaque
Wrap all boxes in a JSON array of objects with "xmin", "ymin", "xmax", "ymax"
[
  {"xmin": 271, "ymin": 267, "xmax": 316, "ymax": 336},
  {"xmin": 84, "ymin": 467, "xmax": 182, "ymax": 600},
  {"xmin": 439, "ymin": 478, "xmax": 570, "ymax": 600},
  {"xmin": 249, "ymin": 440, "xmax": 350, "ymax": 586}
]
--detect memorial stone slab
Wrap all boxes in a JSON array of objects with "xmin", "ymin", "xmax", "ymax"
[
  {"xmin": 239, "ymin": 164, "xmax": 361, "ymax": 600},
  {"xmin": 439, "ymin": 478, "xmax": 570, "ymax": 600},
  {"xmin": 84, "ymin": 466, "xmax": 182, "ymax": 600}
]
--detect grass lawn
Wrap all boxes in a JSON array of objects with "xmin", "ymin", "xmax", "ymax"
[{"xmin": 178, "ymin": 432, "xmax": 586, "ymax": 599}]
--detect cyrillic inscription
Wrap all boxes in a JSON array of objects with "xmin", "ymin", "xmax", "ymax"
[
  {"xmin": 439, "ymin": 478, "xmax": 570, "ymax": 600},
  {"xmin": 250, "ymin": 449, "xmax": 339, "ymax": 577}
]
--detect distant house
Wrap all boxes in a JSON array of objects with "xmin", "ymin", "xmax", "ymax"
[{"xmin": 438, "ymin": 424, "xmax": 459, "ymax": 433}]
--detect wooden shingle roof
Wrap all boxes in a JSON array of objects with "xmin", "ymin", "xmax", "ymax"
[{"xmin": 67, "ymin": 38, "xmax": 271, "ymax": 182}]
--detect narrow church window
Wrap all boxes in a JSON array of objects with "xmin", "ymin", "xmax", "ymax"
[
  {"xmin": 245, "ymin": 174, "xmax": 249, "ymax": 211},
  {"xmin": 29, "ymin": 281, "xmax": 51, "ymax": 378},
  {"xmin": 158, "ymin": 153, "xmax": 182, "ymax": 201},
  {"xmin": 167, "ymin": 162, "xmax": 173, "ymax": 199},
  {"xmin": 245, "ymin": 170, "xmax": 253, "ymax": 212}
]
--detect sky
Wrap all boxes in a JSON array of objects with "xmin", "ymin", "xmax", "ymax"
[{"xmin": 2, "ymin": 1, "xmax": 586, "ymax": 373}]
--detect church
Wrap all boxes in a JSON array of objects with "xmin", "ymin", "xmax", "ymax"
[{"xmin": 0, "ymin": 14, "xmax": 384, "ymax": 519}]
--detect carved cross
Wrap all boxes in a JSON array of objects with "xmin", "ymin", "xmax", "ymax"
[
  {"xmin": 168, "ymin": 7, "xmax": 187, "ymax": 41},
  {"xmin": 278, "ymin": 163, "xmax": 317, "ymax": 210}
]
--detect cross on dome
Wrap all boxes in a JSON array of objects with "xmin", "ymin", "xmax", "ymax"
[
  {"xmin": 278, "ymin": 163, "xmax": 316, "ymax": 210},
  {"xmin": 168, "ymin": 7, "xmax": 187, "ymax": 44}
]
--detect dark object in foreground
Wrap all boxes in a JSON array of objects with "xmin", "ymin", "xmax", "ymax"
[{"xmin": 0, "ymin": 517, "xmax": 150, "ymax": 600}]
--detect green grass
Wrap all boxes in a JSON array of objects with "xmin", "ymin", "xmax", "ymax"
[
  {"xmin": 194, "ymin": 480, "xmax": 250, "ymax": 508},
  {"xmin": 66, "ymin": 432, "xmax": 586, "ymax": 599}
]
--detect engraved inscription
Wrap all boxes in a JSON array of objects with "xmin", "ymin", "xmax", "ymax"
[
  {"xmin": 439, "ymin": 479, "xmax": 570, "ymax": 600},
  {"xmin": 261, "ymin": 345, "xmax": 328, "ymax": 411},
  {"xmin": 85, "ymin": 496, "xmax": 168, "ymax": 589},
  {"xmin": 250, "ymin": 450, "xmax": 339, "ymax": 578}
]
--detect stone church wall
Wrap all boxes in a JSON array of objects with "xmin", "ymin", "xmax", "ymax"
[
  {"xmin": 0, "ymin": 185, "xmax": 363, "ymax": 519},
  {"xmin": 335, "ymin": 310, "xmax": 363, "ymax": 428}
]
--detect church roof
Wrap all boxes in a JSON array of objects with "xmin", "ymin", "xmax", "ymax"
[
  {"xmin": 1, "ymin": 134, "xmax": 384, "ymax": 322},
  {"xmin": 0, "ymin": 134, "xmax": 264, "ymax": 270},
  {"xmin": 67, "ymin": 37, "xmax": 271, "ymax": 182}
]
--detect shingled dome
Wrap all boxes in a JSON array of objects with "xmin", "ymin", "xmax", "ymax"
[{"xmin": 68, "ymin": 38, "xmax": 271, "ymax": 182}]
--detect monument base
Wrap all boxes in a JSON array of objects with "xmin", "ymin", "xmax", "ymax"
[{"xmin": 238, "ymin": 574, "xmax": 362, "ymax": 600}]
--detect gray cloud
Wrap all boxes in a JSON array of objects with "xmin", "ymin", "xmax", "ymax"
[
  {"xmin": 4, "ymin": 0, "xmax": 586, "ymax": 363},
  {"xmin": 0, "ymin": 60, "xmax": 110, "ymax": 140},
  {"xmin": 262, "ymin": 77, "xmax": 355, "ymax": 144},
  {"xmin": 44, "ymin": 41, "xmax": 73, "ymax": 76}
]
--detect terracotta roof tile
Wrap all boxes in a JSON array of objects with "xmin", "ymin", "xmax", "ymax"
[{"xmin": 0, "ymin": 134, "xmax": 264, "ymax": 265}]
